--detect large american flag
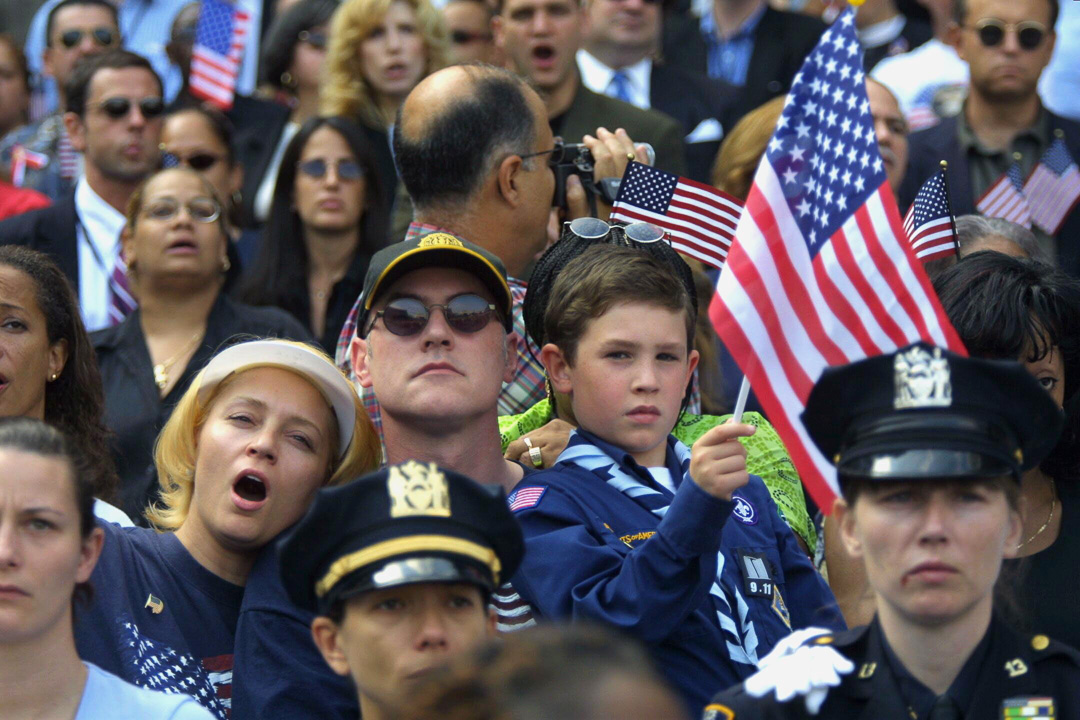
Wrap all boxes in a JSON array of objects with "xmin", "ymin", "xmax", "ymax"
[
  {"xmin": 190, "ymin": 0, "xmax": 251, "ymax": 110},
  {"xmin": 1023, "ymin": 136, "xmax": 1080, "ymax": 235},
  {"xmin": 610, "ymin": 162, "xmax": 744, "ymax": 270},
  {"xmin": 709, "ymin": 11, "xmax": 964, "ymax": 507},
  {"xmin": 902, "ymin": 166, "xmax": 957, "ymax": 262},
  {"xmin": 976, "ymin": 160, "xmax": 1032, "ymax": 228}
]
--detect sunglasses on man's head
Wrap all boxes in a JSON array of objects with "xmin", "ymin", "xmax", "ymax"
[
  {"xmin": 970, "ymin": 18, "xmax": 1047, "ymax": 50},
  {"xmin": 161, "ymin": 150, "xmax": 222, "ymax": 171},
  {"xmin": 298, "ymin": 158, "xmax": 365, "ymax": 181},
  {"xmin": 97, "ymin": 96, "xmax": 165, "ymax": 120},
  {"xmin": 367, "ymin": 294, "xmax": 499, "ymax": 336},
  {"xmin": 59, "ymin": 27, "xmax": 117, "ymax": 49}
]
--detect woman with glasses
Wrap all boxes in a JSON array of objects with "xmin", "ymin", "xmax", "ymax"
[
  {"xmin": 236, "ymin": 116, "xmax": 388, "ymax": 351},
  {"xmin": 92, "ymin": 167, "xmax": 312, "ymax": 521},
  {"xmin": 252, "ymin": 0, "xmax": 340, "ymax": 225},
  {"xmin": 321, "ymin": 0, "xmax": 448, "ymax": 238}
]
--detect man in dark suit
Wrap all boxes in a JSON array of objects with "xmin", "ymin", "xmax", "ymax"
[
  {"xmin": 493, "ymin": 0, "xmax": 687, "ymax": 176},
  {"xmin": 899, "ymin": 0, "xmax": 1080, "ymax": 276},
  {"xmin": 662, "ymin": 0, "xmax": 826, "ymax": 127},
  {"xmin": 0, "ymin": 50, "xmax": 162, "ymax": 331},
  {"xmin": 577, "ymin": 0, "xmax": 736, "ymax": 182}
]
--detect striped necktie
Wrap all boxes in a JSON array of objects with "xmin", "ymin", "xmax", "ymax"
[{"xmin": 107, "ymin": 252, "xmax": 136, "ymax": 325}]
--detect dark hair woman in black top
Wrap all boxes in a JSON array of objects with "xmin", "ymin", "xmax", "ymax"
[{"xmin": 235, "ymin": 116, "xmax": 388, "ymax": 351}]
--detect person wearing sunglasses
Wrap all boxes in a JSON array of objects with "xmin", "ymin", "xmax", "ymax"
[
  {"xmin": 236, "ymin": 116, "xmax": 388, "ymax": 352},
  {"xmin": 900, "ymin": 0, "xmax": 1080, "ymax": 276},
  {"xmin": 0, "ymin": 0, "xmax": 120, "ymax": 202},
  {"xmin": 0, "ymin": 50, "xmax": 164, "ymax": 334},
  {"xmin": 91, "ymin": 167, "xmax": 313, "ymax": 521},
  {"xmin": 441, "ymin": 0, "xmax": 499, "ymax": 65}
]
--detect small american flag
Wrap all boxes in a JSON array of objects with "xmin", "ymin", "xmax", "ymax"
[
  {"xmin": 709, "ymin": 10, "xmax": 963, "ymax": 507},
  {"xmin": 190, "ymin": 0, "xmax": 251, "ymax": 110},
  {"xmin": 902, "ymin": 166, "xmax": 957, "ymax": 262},
  {"xmin": 1023, "ymin": 136, "xmax": 1080, "ymax": 235},
  {"xmin": 610, "ymin": 162, "xmax": 744, "ymax": 270},
  {"xmin": 10, "ymin": 145, "xmax": 48, "ymax": 187},
  {"xmin": 976, "ymin": 161, "xmax": 1032, "ymax": 228},
  {"xmin": 507, "ymin": 486, "xmax": 546, "ymax": 512}
]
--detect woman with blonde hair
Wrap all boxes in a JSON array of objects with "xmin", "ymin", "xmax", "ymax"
[
  {"xmin": 74, "ymin": 338, "xmax": 381, "ymax": 718},
  {"xmin": 321, "ymin": 0, "xmax": 448, "ymax": 235}
]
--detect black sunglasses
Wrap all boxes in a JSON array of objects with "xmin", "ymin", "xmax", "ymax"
[
  {"xmin": 367, "ymin": 294, "xmax": 499, "ymax": 336},
  {"xmin": 98, "ymin": 96, "xmax": 165, "ymax": 120},
  {"xmin": 970, "ymin": 18, "xmax": 1047, "ymax": 50},
  {"xmin": 449, "ymin": 29, "xmax": 493, "ymax": 44},
  {"xmin": 59, "ymin": 27, "xmax": 117, "ymax": 49},
  {"xmin": 298, "ymin": 29, "xmax": 328, "ymax": 49},
  {"xmin": 298, "ymin": 158, "xmax": 365, "ymax": 181},
  {"xmin": 161, "ymin": 150, "xmax": 222, "ymax": 171}
]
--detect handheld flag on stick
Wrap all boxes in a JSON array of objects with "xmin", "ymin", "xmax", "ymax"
[
  {"xmin": 708, "ymin": 10, "xmax": 964, "ymax": 508},
  {"xmin": 976, "ymin": 154, "xmax": 1032, "ymax": 228},
  {"xmin": 609, "ymin": 162, "xmax": 744, "ymax": 270},
  {"xmin": 189, "ymin": 0, "xmax": 251, "ymax": 110},
  {"xmin": 902, "ymin": 160, "xmax": 958, "ymax": 262},
  {"xmin": 1023, "ymin": 132, "xmax": 1080, "ymax": 236}
]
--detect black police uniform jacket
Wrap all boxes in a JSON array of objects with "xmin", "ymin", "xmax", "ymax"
[{"xmin": 706, "ymin": 614, "xmax": 1080, "ymax": 719}]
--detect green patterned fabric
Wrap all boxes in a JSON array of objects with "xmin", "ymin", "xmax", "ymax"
[{"xmin": 498, "ymin": 399, "xmax": 817, "ymax": 554}]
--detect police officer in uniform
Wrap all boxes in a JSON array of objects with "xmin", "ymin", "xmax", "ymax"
[
  {"xmin": 277, "ymin": 462, "xmax": 524, "ymax": 720},
  {"xmin": 706, "ymin": 342, "xmax": 1080, "ymax": 719}
]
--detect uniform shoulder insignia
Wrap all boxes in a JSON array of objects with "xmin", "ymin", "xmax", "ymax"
[
  {"xmin": 1029, "ymin": 633, "xmax": 1080, "ymax": 666},
  {"xmin": 507, "ymin": 486, "xmax": 547, "ymax": 512}
]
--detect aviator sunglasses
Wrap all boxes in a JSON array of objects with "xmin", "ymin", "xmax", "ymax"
[
  {"xmin": 969, "ymin": 18, "xmax": 1047, "ymax": 50},
  {"xmin": 98, "ymin": 96, "xmax": 165, "ymax": 120},
  {"xmin": 367, "ymin": 294, "xmax": 499, "ymax": 336},
  {"xmin": 59, "ymin": 27, "xmax": 117, "ymax": 48},
  {"xmin": 566, "ymin": 216, "xmax": 669, "ymax": 244}
]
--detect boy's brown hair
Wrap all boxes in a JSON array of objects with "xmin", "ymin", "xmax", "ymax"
[{"xmin": 543, "ymin": 246, "xmax": 696, "ymax": 365}]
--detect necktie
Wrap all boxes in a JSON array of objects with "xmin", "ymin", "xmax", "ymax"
[
  {"xmin": 107, "ymin": 251, "xmax": 136, "ymax": 326},
  {"xmin": 608, "ymin": 71, "xmax": 633, "ymax": 104},
  {"xmin": 928, "ymin": 695, "xmax": 961, "ymax": 720}
]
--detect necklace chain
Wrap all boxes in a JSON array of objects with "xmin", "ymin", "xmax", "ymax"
[
  {"xmin": 153, "ymin": 330, "xmax": 203, "ymax": 391},
  {"xmin": 1017, "ymin": 477, "xmax": 1057, "ymax": 550}
]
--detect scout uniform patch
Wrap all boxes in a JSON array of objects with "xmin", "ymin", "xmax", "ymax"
[
  {"xmin": 736, "ymin": 550, "xmax": 773, "ymax": 598},
  {"xmin": 732, "ymin": 494, "xmax": 757, "ymax": 524},
  {"xmin": 508, "ymin": 486, "xmax": 547, "ymax": 512},
  {"xmin": 1002, "ymin": 697, "xmax": 1054, "ymax": 719},
  {"xmin": 771, "ymin": 586, "xmax": 791, "ymax": 629}
]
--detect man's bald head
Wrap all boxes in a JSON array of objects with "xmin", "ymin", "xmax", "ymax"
[{"xmin": 394, "ymin": 64, "xmax": 544, "ymax": 213}]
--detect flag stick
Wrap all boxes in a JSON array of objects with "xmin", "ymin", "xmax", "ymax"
[
  {"xmin": 732, "ymin": 376, "xmax": 751, "ymax": 423},
  {"xmin": 939, "ymin": 159, "xmax": 959, "ymax": 254}
]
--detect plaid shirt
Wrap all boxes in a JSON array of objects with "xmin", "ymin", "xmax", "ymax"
[{"xmin": 334, "ymin": 223, "xmax": 546, "ymax": 438}]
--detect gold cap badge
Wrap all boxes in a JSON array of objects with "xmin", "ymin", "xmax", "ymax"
[
  {"xmin": 418, "ymin": 232, "xmax": 464, "ymax": 248},
  {"xmin": 388, "ymin": 461, "xmax": 451, "ymax": 517}
]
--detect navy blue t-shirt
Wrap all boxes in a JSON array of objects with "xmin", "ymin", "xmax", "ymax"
[{"xmin": 75, "ymin": 522, "xmax": 243, "ymax": 719}]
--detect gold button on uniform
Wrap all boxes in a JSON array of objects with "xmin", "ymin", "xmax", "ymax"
[{"xmin": 1032, "ymin": 634, "xmax": 1050, "ymax": 651}]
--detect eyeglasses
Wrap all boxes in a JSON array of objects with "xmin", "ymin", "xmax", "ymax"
[
  {"xmin": 566, "ymin": 216, "xmax": 669, "ymax": 244},
  {"xmin": 97, "ymin": 96, "xmax": 165, "ymax": 120},
  {"xmin": 59, "ymin": 27, "xmax": 117, "ymax": 49},
  {"xmin": 141, "ymin": 197, "xmax": 222, "ymax": 223},
  {"xmin": 520, "ymin": 146, "xmax": 558, "ymax": 162},
  {"xmin": 161, "ymin": 149, "xmax": 223, "ymax": 171},
  {"xmin": 297, "ymin": 158, "xmax": 365, "ymax": 181},
  {"xmin": 367, "ymin": 294, "xmax": 499, "ymax": 336},
  {"xmin": 967, "ymin": 18, "xmax": 1047, "ymax": 50},
  {"xmin": 298, "ymin": 30, "xmax": 328, "ymax": 49},
  {"xmin": 449, "ymin": 29, "xmax": 493, "ymax": 45}
]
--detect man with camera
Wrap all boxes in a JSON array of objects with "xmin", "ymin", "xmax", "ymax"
[
  {"xmin": 492, "ymin": 0, "xmax": 687, "ymax": 176},
  {"xmin": 335, "ymin": 63, "xmax": 648, "ymax": 424}
]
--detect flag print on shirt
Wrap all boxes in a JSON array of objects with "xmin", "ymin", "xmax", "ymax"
[
  {"xmin": 118, "ymin": 617, "xmax": 232, "ymax": 718},
  {"xmin": 508, "ymin": 486, "xmax": 546, "ymax": 512}
]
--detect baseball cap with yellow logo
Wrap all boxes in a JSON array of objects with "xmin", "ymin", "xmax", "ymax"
[{"xmin": 358, "ymin": 230, "xmax": 514, "ymax": 335}]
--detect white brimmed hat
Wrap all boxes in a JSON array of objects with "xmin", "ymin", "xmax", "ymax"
[{"xmin": 197, "ymin": 340, "xmax": 357, "ymax": 458}]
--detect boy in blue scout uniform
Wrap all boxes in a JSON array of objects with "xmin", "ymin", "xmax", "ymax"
[
  {"xmin": 277, "ymin": 462, "xmax": 524, "ymax": 720},
  {"xmin": 505, "ymin": 245, "xmax": 844, "ymax": 715},
  {"xmin": 705, "ymin": 343, "xmax": 1080, "ymax": 719}
]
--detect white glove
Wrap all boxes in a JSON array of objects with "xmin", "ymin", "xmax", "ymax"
[
  {"xmin": 756, "ymin": 627, "xmax": 833, "ymax": 668},
  {"xmin": 742, "ymin": 631, "xmax": 855, "ymax": 715}
]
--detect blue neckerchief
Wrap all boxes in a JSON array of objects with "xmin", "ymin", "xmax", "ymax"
[{"xmin": 556, "ymin": 428, "xmax": 761, "ymax": 668}]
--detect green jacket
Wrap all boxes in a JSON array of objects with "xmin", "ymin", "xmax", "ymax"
[{"xmin": 498, "ymin": 399, "xmax": 817, "ymax": 553}]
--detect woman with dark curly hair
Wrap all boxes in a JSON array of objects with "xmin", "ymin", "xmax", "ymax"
[
  {"xmin": 0, "ymin": 245, "xmax": 119, "ymax": 508},
  {"xmin": 235, "ymin": 116, "xmax": 388, "ymax": 351}
]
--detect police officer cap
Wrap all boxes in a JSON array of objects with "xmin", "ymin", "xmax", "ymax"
[
  {"xmin": 802, "ymin": 342, "xmax": 1064, "ymax": 482},
  {"xmin": 278, "ymin": 461, "xmax": 525, "ymax": 615}
]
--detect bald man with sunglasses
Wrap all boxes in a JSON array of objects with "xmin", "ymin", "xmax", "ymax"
[{"xmin": 899, "ymin": 0, "xmax": 1080, "ymax": 279}]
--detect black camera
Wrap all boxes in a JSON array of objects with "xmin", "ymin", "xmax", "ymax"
[{"xmin": 549, "ymin": 141, "xmax": 621, "ymax": 213}]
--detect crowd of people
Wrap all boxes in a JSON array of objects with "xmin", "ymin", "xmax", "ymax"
[{"xmin": 0, "ymin": 0, "xmax": 1078, "ymax": 717}]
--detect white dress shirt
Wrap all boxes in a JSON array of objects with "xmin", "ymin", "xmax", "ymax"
[
  {"xmin": 74, "ymin": 177, "xmax": 127, "ymax": 332},
  {"xmin": 576, "ymin": 50, "xmax": 653, "ymax": 110}
]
